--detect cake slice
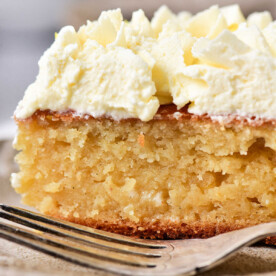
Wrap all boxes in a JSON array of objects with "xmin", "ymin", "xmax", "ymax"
[{"xmin": 12, "ymin": 5, "xmax": 276, "ymax": 245}]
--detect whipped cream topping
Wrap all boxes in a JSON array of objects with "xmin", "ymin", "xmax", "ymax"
[{"xmin": 15, "ymin": 5, "xmax": 276, "ymax": 121}]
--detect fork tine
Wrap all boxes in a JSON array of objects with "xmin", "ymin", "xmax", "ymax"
[
  {"xmin": 0, "ymin": 221, "xmax": 157, "ymax": 267},
  {"xmin": 0, "ymin": 211, "xmax": 165, "ymax": 258},
  {"xmin": 0, "ymin": 204, "xmax": 165, "ymax": 249},
  {"xmin": 0, "ymin": 222, "xmax": 159, "ymax": 275}
]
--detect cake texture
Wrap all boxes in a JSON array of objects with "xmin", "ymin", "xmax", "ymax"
[
  {"xmin": 12, "ymin": 5, "xmax": 276, "ymax": 244},
  {"xmin": 13, "ymin": 107, "xmax": 276, "ymax": 245}
]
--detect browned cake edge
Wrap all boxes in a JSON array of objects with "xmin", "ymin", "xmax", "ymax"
[
  {"xmin": 48, "ymin": 213, "xmax": 276, "ymax": 246},
  {"xmin": 15, "ymin": 104, "xmax": 276, "ymax": 128}
]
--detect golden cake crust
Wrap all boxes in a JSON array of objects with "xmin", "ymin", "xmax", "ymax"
[
  {"xmin": 15, "ymin": 104, "xmax": 276, "ymax": 128},
  {"xmin": 48, "ymin": 213, "xmax": 276, "ymax": 245}
]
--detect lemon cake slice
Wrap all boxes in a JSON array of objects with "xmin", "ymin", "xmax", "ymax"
[{"xmin": 12, "ymin": 5, "xmax": 276, "ymax": 245}]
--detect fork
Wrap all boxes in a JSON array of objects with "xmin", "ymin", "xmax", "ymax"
[{"xmin": 0, "ymin": 204, "xmax": 275, "ymax": 276}]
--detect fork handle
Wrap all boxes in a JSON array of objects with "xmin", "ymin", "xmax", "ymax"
[{"xmin": 207, "ymin": 222, "xmax": 276, "ymax": 261}]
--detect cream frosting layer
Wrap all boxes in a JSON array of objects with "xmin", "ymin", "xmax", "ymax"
[{"xmin": 15, "ymin": 5, "xmax": 276, "ymax": 121}]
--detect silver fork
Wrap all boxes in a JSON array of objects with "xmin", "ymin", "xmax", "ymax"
[{"xmin": 0, "ymin": 204, "xmax": 275, "ymax": 276}]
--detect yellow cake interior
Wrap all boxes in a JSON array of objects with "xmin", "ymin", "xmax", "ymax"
[{"xmin": 12, "ymin": 114, "xmax": 276, "ymax": 240}]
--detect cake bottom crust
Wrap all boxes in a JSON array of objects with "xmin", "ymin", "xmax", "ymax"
[{"xmin": 48, "ymin": 213, "xmax": 276, "ymax": 246}]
